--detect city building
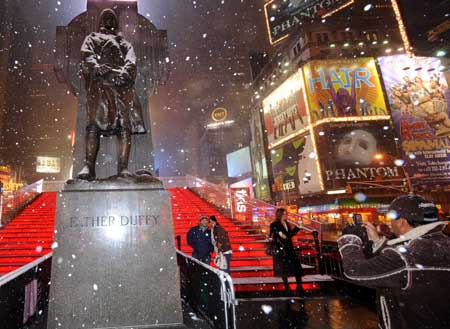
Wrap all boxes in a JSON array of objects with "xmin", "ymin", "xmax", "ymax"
[{"xmin": 248, "ymin": 0, "xmax": 450, "ymax": 226}]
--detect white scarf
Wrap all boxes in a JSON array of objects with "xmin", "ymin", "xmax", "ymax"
[{"xmin": 387, "ymin": 221, "xmax": 448, "ymax": 246}]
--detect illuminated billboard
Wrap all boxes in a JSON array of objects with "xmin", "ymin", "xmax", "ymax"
[
  {"xmin": 226, "ymin": 147, "xmax": 252, "ymax": 178},
  {"xmin": 271, "ymin": 135, "xmax": 322, "ymax": 201},
  {"xmin": 0, "ymin": 165, "xmax": 12, "ymax": 183},
  {"xmin": 302, "ymin": 58, "xmax": 389, "ymax": 123},
  {"xmin": 314, "ymin": 121, "xmax": 401, "ymax": 190},
  {"xmin": 211, "ymin": 108, "xmax": 228, "ymax": 122},
  {"xmin": 262, "ymin": 70, "xmax": 309, "ymax": 148},
  {"xmin": 231, "ymin": 187, "xmax": 252, "ymax": 222},
  {"xmin": 250, "ymin": 111, "xmax": 271, "ymax": 201},
  {"xmin": 36, "ymin": 156, "xmax": 61, "ymax": 174},
  {"xmin": 264, "ymin": 0, "xmax": 354, "ymax": 45},
  {"xmin": 378, "ymin": 55, "xmax": 450, "ymax": 182}
]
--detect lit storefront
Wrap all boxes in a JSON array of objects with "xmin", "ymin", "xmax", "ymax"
[{"xmin": 299, "ymin": 201, "xmax": 393, "ymax": 229}]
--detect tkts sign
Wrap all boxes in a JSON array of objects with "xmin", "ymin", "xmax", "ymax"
[
  {"xmin": 264, "ymin": 0, "xmax": 353, "ymax": 44},
  {"xmin": 231, "ymin": 188, "xmax": 252, "ymax": 222}
]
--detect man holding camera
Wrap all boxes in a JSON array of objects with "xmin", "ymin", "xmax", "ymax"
[{"xmin": 338, "ymin": 195, "xmax": 450, "ymax": 329}]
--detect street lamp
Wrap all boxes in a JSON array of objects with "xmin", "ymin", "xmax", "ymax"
[{"xmin": 374, "ymin": 153, "xmax": 413, "ymax": 193}]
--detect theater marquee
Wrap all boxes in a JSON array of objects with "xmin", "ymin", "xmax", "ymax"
[{"xmin": 264, "ymin": 0, "xmax": 354, "ymax": 45}]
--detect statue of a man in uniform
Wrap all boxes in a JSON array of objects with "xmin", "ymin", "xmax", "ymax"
[{"xmin": 77, "ymin": 8, "xmax": 146, "ymax": 180}]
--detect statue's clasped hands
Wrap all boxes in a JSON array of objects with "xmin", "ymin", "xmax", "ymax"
[{"xmin": 95, "ymin": 64, "xmax": 113, "ymax": 76}]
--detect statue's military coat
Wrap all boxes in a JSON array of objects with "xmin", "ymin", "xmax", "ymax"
[{"xmin": 81, "ymin": 32, "xmax": 146, "ymax": 135}]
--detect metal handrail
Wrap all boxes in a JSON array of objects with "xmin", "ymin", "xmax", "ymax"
[
  {"xmin": 176, "ymin": 249, "xmax": 237, "ymax": 329},
  {"xmin": 1, "ymin": 179, "xmax": 44, "ymax": 226},
  {"xmin": 185, "ymin": 175, "xmax": 323, "ymax": 238},
  {"xmin": 0, "ymin": 252, "xmax": 53, "ymax": 286}
]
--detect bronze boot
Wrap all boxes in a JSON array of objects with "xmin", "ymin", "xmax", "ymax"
[
  {"xmin": 117, "ymin": 128, "xmax": 132, "ymax": 177},
  {"xmin": 77, "ymin": 125, "xmax": 99, "ymax": 180}
]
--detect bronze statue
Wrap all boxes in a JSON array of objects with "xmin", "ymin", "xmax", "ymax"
[{"xmin": 77, "ymin": 8, "xmax": 146, "ymax": 180}]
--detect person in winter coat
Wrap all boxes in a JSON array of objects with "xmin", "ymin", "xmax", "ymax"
[
  {"xmin": 210, "ymin": 215, "xmax": 233, "ymax": 274},
  {"xmin": 270, "ymin": 208, "xmax": 304, "ymax": 294},
  {"xmin": 187, "ymin": 215, "xmax": 214, "ymax": 264},
  {"xmin": 338, "ymin": 194, "xmax": 450, "ymax": 329}
]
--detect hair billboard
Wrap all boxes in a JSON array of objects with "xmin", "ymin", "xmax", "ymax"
[
  {"xmin": 378, "ymin": 55, "xmax": 450, "ymax": 182},
  {"xmin": 262, "ymin": 70, "xmax": 309, "ymax": 148},
  {"xmin": 314, "ymin": 121, "xmax": 401, "ymax": 190},
  {"xmin": 302, "ymin": 58, "xmax": 389, "ymax": 123}
]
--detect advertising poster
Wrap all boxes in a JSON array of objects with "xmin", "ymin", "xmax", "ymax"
[
  {"xmin": 231, "ymin": 187, "xmax": 252, "ymax": 222},
  {"xmin": 303, "ymin": 58, "xmax": 389, "ymax": 123},
  {"xmin": 264, "ymin": 0, "xmax": 353, "ymax": 44},
  {"xmin": 262, "ymin": 70, "xmax": 309, "ymax": 147},
  {"xmin": 271, "ymin": 135, "xmax": 321, "ymax": 201},
  {"xmin": 250, "ymin": 111, "xmax": 271, "ymax": 201},
  {"xmin": 378, "ymin": 55, "xmax": 450, "ymax": 181},
  {"xmin": 226, "ymin": 147, "xmax": 252, "ymax": 178},
  {"xmin": 36, "ymin": 156, "xmax": 61, "ymax": 173},
  {"xmin": 314, "ymin": 121, "xmax": 401, "ymax": 190}
]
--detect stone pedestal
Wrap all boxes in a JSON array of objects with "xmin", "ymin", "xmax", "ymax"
[{"xmin": 47, "ymin": 179, "xmax": 184, "ymax": 329}]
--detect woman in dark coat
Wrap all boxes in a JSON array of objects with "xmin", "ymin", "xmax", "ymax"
[{"xmin": 270, "ymin": 208, "xmax": 304, "ymax": 293}]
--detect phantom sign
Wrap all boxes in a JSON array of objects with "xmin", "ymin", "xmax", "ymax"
[{"xmin": 264, "ymin": 0, "xmax": 354, "ymax": 44}]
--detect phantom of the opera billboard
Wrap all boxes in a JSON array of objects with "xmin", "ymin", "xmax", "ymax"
[
  {"xmin": 271, "ymin": 135, "xmax": 321, "ymax": 200},
  {"xmin": 264, "ymin": 0, "xmax": 353, "ymax": 44},
  {"xmin": 303, "ymin": 58, "xmax": 389, "ymax": 123},
  {"xmin": 315, "ymin": 121, "xmax": 401, "ymax": 191},
  {"xmin": 378, "ymin": 55, "xmax": 450, "ymax": 182},
  {"xmin": 262, "ymin": 70, "xmax": 309, "ymax": 148}
]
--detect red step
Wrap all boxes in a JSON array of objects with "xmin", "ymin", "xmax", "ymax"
[
  {"xmin": 168, "ymin": 187, "xmax": 324, "ymax": 295},
  {"xmin": 0, "ymin": 193, "xmax": 56, "ymax": 276}
]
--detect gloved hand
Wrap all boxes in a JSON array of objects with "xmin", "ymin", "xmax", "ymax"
[
  {"xmin": 114, "ymin": 73, "xmax": 132, "ymax": 87},
  {"xmin": 341, "ymin": 224, "xmax": 373, "ymax": 257},
  {"xmin": 94, "ymin": 64, "xmax": 112, "ymax": 76},
  {"xmin": 342, "ymin": 223, "xmax": 369, "ymax": 243}
]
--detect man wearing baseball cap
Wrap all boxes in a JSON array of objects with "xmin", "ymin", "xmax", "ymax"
[
  {"xmin": 338, "ymin": 194, "xmax": 450, "ymax": 329},
  {"xmin": 187, "ymin": 215, "xmax": 214, "ymax": 264}
]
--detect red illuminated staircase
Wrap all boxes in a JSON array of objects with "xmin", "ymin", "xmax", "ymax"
[
  {"xmin": 169, "ymin": 187, "xmax": 331, "ymax": 295},
  {"xmin": 0, "ymin": 187, "xmax": 331, "ymax": 295},
  {"xmin": 0, "ymin": 193, "xmax": 56, "ymax": 276}
]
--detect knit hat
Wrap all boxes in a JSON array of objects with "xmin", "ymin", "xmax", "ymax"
[{"xmin": 387, "ymin": 194, "xmax": 439, "ymax": 227}]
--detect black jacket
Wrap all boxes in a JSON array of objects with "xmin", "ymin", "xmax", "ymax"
[
  {"xmin": 270, "ymin": 221, "xmax": 304, "ymax": 277},
  {"xmin": 187, "ymin": 225, "xmax": 214, "ymax": 259},
  {"xmin": 338, "ymin": 222, "xmax": 450, "ymax": 329}
]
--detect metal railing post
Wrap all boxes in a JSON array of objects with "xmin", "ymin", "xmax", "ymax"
[
  {"xmin": 312, "ymin": 230, "xmax": 324, "ymax": 275},
  {"xmin": 176, "ymin": 235, "xmax": 181, "ymax": 250},
  {"xmin": 176, "ymin": 250, "xmax": 237, "ymax": 329}
]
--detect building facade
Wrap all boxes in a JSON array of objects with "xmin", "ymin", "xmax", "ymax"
[{"xmin": 249, "ymin": 0, "xmax": 450, "ymax": 226}]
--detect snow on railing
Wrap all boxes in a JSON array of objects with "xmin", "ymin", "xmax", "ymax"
[{"xmin": 176, "ymin": 250, "xmax": 237, "ymax": 329}]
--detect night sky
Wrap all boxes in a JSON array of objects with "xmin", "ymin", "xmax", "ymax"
[{"xmin": 0, "ymin": 0, "xmax": 271, "ymax": 178}]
